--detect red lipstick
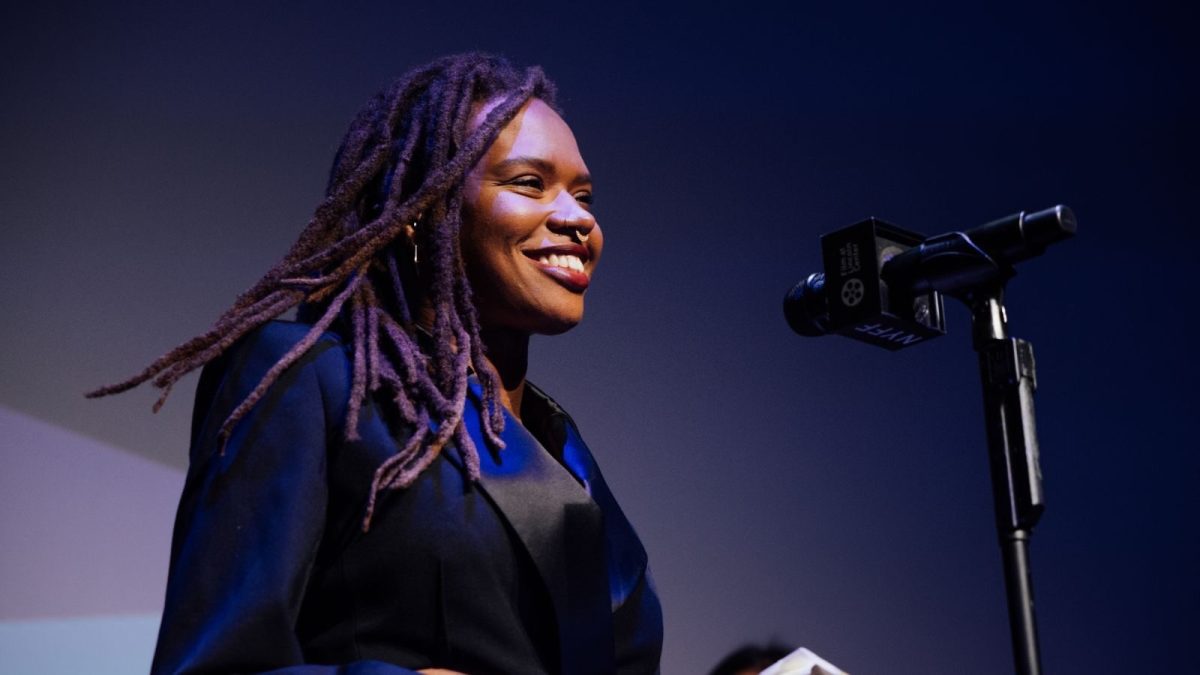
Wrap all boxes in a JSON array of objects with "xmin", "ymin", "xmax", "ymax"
[{"xmin": 524, "ymin": 244, "xmax": 591, "ymax": 291}]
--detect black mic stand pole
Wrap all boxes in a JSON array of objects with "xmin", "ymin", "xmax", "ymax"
[
  {"xmin": 968, "ymin": 286, "xmax": 1045, "ymax": 675},
  {"xmin": 882, "ymin": 214, "xmax": 1065, "ymax": 674},
  {"xmin": 807, "ymin": 205, "xmax": 1074, "ymax": 674}
]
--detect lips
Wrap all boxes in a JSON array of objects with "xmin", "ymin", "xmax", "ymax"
[{"xmin": 524, "ymin": 243, "xmax": 591, "ymax": 291}]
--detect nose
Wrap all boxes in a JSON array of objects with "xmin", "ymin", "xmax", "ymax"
[{"xmin": 547, "ymin": 189, "xmax": 596, "ymax": 239}]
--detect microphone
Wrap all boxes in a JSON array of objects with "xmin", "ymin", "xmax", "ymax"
[
  {"xmin": 784, "ymin": 206, "xmax": 1075, "ymax": 350},
  {"xmin": 881, "ymin": 205, "xmax": 1075, "ymax": 295},
  {"xmin": 783, "ymin": 272, "xmax": 832, "ymax": 337}
]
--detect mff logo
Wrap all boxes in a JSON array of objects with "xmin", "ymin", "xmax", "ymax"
[{"xmin": 854, "ymin": 322, "xmax": 924, "ymax": 346}]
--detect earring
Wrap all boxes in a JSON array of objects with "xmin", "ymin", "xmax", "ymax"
[{"xmin": 410, "ymin": 214, "xmax": 423, "ymax": 265}]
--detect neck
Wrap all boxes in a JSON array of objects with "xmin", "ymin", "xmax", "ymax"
[{"xmin": 479, "ymin": 328, "xmax": 530, "ymax": 421}]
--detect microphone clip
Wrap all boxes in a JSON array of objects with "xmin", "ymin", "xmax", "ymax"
[{"xmin": 813, "ymin": 217, "xmax": 948, "ymax": 350}]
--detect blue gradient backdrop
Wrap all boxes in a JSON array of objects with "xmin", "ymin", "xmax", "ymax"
[{"xmin": 1, "ymin": 1, "xmax": 1195, "ymax": 673}]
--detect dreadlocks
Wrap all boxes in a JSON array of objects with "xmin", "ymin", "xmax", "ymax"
[{"xmin": 87, "ymin": 53, "xmax": 559, "ymax": 530}]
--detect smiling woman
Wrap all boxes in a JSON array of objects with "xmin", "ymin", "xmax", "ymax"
[
  {"xmin": 87, "ymin": 53, "xmax": 661, "ymax": 675},
  {"xmin": 461, "ymin": 98, "xmax": 602, "ymax": 338}
]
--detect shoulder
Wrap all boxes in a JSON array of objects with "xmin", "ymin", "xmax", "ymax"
[
  {"xmin": 213, "ymin": 320, "xmax": 351, "ymax": 390},
  {"xmin": 227, "ymin": 320, "xmax": 347, "ymax": 367},
  {"xmin": 192, "ymin": 321, "xmax": 353, "ymax": 443}
]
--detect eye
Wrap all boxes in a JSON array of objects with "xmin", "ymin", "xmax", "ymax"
[
  {"xmin": 574, "ymin": 191, "xmax": 594, "ymax": 206},
  {"xmin": 506, "ymin": 175, "xmax": 544, "ymax": 192}
]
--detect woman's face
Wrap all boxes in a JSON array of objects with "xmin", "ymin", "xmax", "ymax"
[{"xmin": 460, "ymin": 98, "xmax": 602, "ymax": 335}]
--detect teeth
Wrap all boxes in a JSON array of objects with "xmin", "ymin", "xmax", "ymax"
[{"xmin": 536, "ymin": 254, "xmax": 584, "ymax": 272}]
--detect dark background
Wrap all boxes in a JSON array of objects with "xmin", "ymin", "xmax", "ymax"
[{"xmin": 2, "ymin": 1, "xmax": 1196, "ymax": 672}]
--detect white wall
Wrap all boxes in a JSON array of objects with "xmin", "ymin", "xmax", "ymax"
[{"xmin": 0, "ymin": 405, "xmax": 182, "ymax": 673}]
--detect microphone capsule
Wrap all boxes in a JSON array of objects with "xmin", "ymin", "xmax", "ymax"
[{"xmin": 783, "ymin": 272, "xmax": 831, "ymax": 337}]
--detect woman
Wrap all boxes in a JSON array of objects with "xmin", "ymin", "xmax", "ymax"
[{"xmin": 90, "ymin": 53, "xmax": 662, "ymax": 674}]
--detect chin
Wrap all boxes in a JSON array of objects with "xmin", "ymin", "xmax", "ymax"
[
  {"xmin": 537, "ymin": 319, "xmax": 580, "ymax": 336},
  {"xmin": 480, "ymin": 303, "xmax": 584, "ymax": 336},
  {"xmin": 529, "ymin": 309, "xmax": 583, "ymax": 336}
]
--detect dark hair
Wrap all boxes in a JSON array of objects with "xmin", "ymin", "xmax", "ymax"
[
  {"xmin": 88, "ymin": 53, "xmax": 559, "ymax": 529},
  {"xmin": 708, "ymin": 642, "xmax": 794, "ymax": 675}
]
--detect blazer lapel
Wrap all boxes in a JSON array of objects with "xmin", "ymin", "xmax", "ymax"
[
  {"xmin": 558, "ymin": 419, "xmax": 649, "ymax": 612},
  {"xmin": 523, "ymin": 382, "xmax": 650, "ymax": 613},
  {"xmin": 452, "ymin": 381, "xmax": 615, "ymax": 675}
]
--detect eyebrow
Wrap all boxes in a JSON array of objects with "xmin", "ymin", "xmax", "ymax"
[{"xmin": 493, "ymin": 156, "xmax": 591, "ymax": 184}]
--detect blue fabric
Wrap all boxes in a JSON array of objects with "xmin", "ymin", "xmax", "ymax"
[{"xmin": 151, "ymin": 321, "xmax": 662, "ymax": 675}]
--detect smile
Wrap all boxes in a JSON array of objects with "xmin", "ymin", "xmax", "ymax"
[
  {"xmin": 524, "ymin": 244, "xmax": 591, "ymax": 291},
  {"xmin": 534, "ymin": 253, "xmax": 585, "ymax": 272}
]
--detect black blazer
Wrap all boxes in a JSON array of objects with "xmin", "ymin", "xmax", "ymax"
[{"xmin": 150, "ymin": 322, "xmax": 662, "ymax": 675}]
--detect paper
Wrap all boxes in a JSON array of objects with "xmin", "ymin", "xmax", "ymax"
[{"xmin": 758, "ymin": 647, "xmax": 848, "ymax": 675}]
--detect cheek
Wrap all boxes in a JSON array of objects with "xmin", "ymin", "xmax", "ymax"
[
  {"xmin": 458, "ymin": 220, "xmax": 523, "ymax": 298},
  {"xmin": 462, "ymin": 199, "xmax": 526, "ymax": 252},
  {"xmin": 482, "ymin": 194, "xmax": 539, "ymax": 240},
  {"xmin": 461, "ymin": 227, "xmax": 518, "ymax": 280}
]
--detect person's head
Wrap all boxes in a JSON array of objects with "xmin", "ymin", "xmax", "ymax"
[
  {"xmin": 302, "ymin": 51, "xmax": 601, "ymax": 347},
  {"xmin": 91, "ymin": 53, "xmax": 593, "ymax": 528},
  {"xmin": 305, "ymin": 52, "xmax": 582, "ymax": 324}
]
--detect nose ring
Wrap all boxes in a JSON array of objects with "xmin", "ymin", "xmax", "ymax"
[{"xmin": 575, "ymin": 229, "xmax": 590, "ymax": 244}]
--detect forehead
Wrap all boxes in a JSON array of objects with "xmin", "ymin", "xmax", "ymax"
[{"xmin": 474, "ymin": 98, "xmax": 586, "ymax": 170}]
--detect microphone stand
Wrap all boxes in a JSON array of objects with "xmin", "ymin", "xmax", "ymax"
[
  {"xmin": 884, "ymin": 226, "xmax": 1054, "ymax": 675},
  {"xmin": 968, "ymin": 287, "xmax": 1044, "ymax": 675},
  {"xmin": 800, "ymin": 206, "xmax": 1074, "ymax": 674}
]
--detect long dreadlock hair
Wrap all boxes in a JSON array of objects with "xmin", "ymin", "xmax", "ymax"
[{"xmin": 87, "ymin": 53, "xmax": 559, "ymax": 530}]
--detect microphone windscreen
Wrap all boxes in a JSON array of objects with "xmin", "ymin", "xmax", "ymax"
[{"xmin": 783, "ymin": 273, "xmax": 830, "ymax": 337}]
